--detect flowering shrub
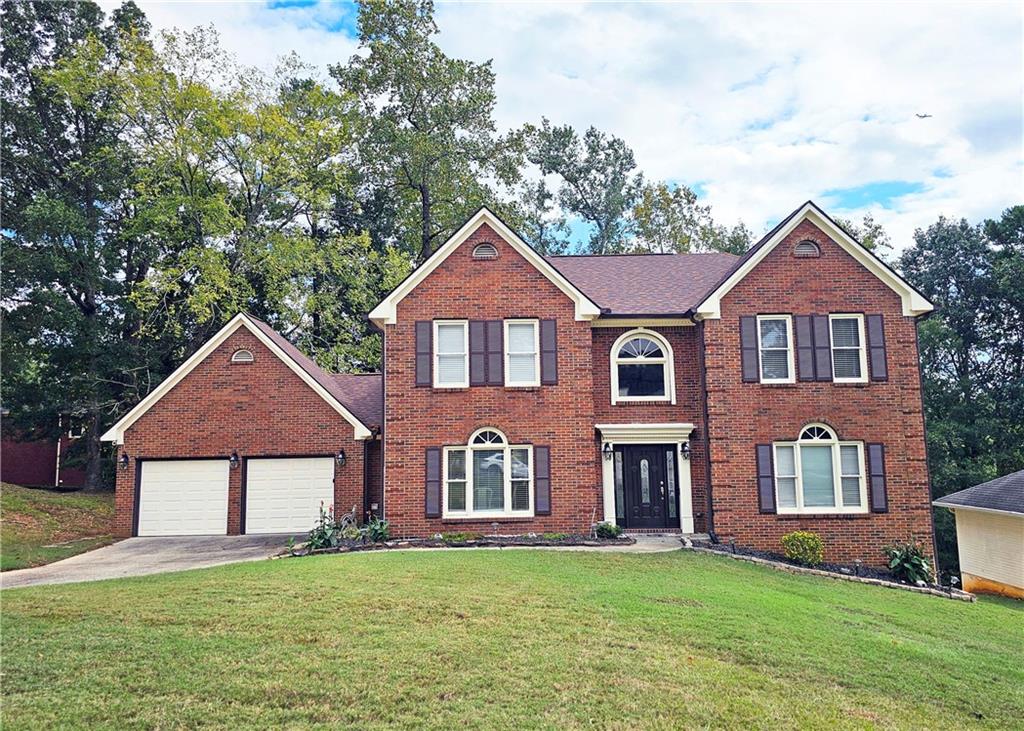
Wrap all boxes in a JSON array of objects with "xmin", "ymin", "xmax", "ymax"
[
  {"xmin": 781, "ymin": 531, "xmax": 824, "ymax": 567},
  {"xmin": 307, "ymin": 502, "xmax": 341, "ymax": 549}
]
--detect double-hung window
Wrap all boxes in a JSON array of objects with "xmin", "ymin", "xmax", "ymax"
[
  {"xmin": 757, "ymin": 315, "xmax": 794, "ymax": 383},
  {"xmin": 773, "ymin": 425, "xmax": 867, "ymax": 514},
  {"xmin": 830, "ymin": 314, "xmax": 867, "ymax": 382},
  {"xmin": 434, "ymin": 320, "xmax": 468, "ymax": 387},
  {"xmin": 505, "ymin": 319, "xmax": 539, "ymax": 387},
  {"xmin": 443, "ymin": 429, "xmax": 533, "ymax": 518}
]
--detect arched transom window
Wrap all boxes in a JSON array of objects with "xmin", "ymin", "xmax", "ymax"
[
  {"xmin": 443, "ymin": 428, "xmax": 533, "ymax": 518},
  {"xmin": 773, "ymin": 424, "xmax": 867, "ymax": 514},
  {"xmin": 611, "ymin": 329, "xmax": 675, "ymax": 404}
]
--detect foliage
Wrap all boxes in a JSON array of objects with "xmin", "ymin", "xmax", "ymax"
[
  {"xmin": 780, "ymin": 531, "xmax": 824, "ymax": 567},
  {"xmin": 884, "ymin": 541, "xmax": 934, "ymax": 585},
  {"xmin": 541, "ymin": 532, "xmax": 568, "ymax": 541},
  {"xmin": 594, "ymin": 522, "xmax": 623, "ymax": 539},
  {"xmin": 835, "ymin": 212, "xmax": 892, "ymax": 253},
  {"xmin": 629, "ymin": 181, "xmax": 752, "ymax": 254},
  {"xmin": 440, "ymin": 531, "xmax": 482, "ymax": 543},
  {"xmin": 307, "ymin": 503, "xmax": 342, "ymax": 549},
  {"xmin": 363, "ymin": 516, "xmax": 391, "ymax": 543}
]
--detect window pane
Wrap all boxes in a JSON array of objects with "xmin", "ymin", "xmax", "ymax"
[
  {"xmin": 618, "ymin": 364, "xmax": 665, "ymax": 397},
  {"xmin": 759, "ymin": 319, "xmax": 789, "ymax": 348},
  {"xmin": 511, "ymin": 448, "xmax": 530, "ymax": 480},
  {"xmin": 777, "ymin": 477, "xmax": 798, "ymax": 508},
  {"xmin": 833, "ymin": 349, "xmax": 862, "ymax": 378},
  {"xmin": 842, "ymin": 477, "xmax": 862, "ymax": 507},
  {"xmin": 840, "ymin": 445, "xmax": 860, "ymax": 475},
  {"xmin": 800, "ymin": 446, "xmax": 835, "ymax": 507},
  {"xmin": 437, "ymin": 354, "xmax": 465, "ymax": 384},
  {"xmin": 640, "ymin": 458, "xmax": 651, "ymax": 504},
  {"xmin": 507, "ymin": 323, "xmax": 535, "ymax": 353},
  {"xmin": 508, "ymin": 353, "xmax": 536, "ymax": 384},
  {"xmin": 511, "ymin": 480, "xmax": 530, "ymax": 511},
  {"xmin": 761, "ymin": 350, "xmax": 790, "ymax": 380},
  {"xmin": 614, "ymin": 451, "xmax": 624, "ymax": 519},
  {"xmin": 436, "ymin": 324, "xmax": 465, "ymax": 354},
  {"xmin": 447, "ymin": 481, "xmax": 466, "ymax": 511},
  {"xmin": 831, "ymin": 318, "xmax": 860, "ymax": 347},
  {"xmin": 666, "ymin": 450, "xmax": 677, "ymax": 519},
  {"xmin": 619, "ymin": 337, "xmax": 663, "ymax": 359},
  {"xmin": 473, "ymin": 449, "xmax": 504, "ymax": 511},
  {"xmin": 447, "ymin": 450, "xmax": 466, "ymax": 480},
  {"xmin": 775, "ymin": 445, "xmax": 796, "ymax": 477}
]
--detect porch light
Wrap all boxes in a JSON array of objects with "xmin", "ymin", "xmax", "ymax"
[
  {"xmin": 681, "ymin": 443, "xmax": 691, "ymax": 460},
  {"xmin": 118, "ymin": 453, "xmax": 129, "ymax": 469},
  {"xmin": 336, "ymin": 449, "xmax": 347, "ymax": 466},
  {"xmin": 229, "ymin": 451, "xmax": 240, "ymax": 469},
  {"xmin": 602, "ymin": 442, "xmax": 613, "ymax": 460}
]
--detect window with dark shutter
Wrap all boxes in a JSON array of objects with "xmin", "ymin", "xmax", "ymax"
[
  {"xmin": 866, "ymin": 315, "xmax": 888, "ymax": 381},
  {"xmin": 540, "ymin": 319, "xmax": 558, "ymax": 385},
  {"xmin": 756, "ymin": 444, "xmax": 776, "ymax": 513},
  {"xmin": 811, "ymin": 315, "xmax": 833, "ymax": 381},
  {"xmin": 486, "ymin": 320, "xmax": 504, "ymax": 385},
  {"xmin": 425, "ymin": 447, "xmax": 442, "ymax": 517},
  {"xmin": 534, "ymin": 445, "xmax": 551, "ymax": 515},
  {"xmin": 740, "ymin": 316, "xmax": 758, "ymax": 383},
  {"xmin": 415, "ymin": 321, "xmax": 432, "ymax": 387},
  {"xmin": 794, "ymin": 315, "xmax": 815, "ymax": 381},
  {"xmin": 867, "ymin": 443, "xmax": 888, "ymax": 512},
  {"xmin": 469, "ymin": 321, "xmax": 487, "ymax": 386}
]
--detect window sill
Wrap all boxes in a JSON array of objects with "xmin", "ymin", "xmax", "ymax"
[
  {"xmin": 775, "ymin": 512, "xmax": 871, "ymax": 520},
  {"xmin": 504, "ymin": 385, "xmax": 541, "ymax": 392},
  {"xmin": 433, "ymin": 386, "xmax": 469, "ymax": 391},
  {"xmin": 441, "ymin": 516, "xmax": 536, "ymax": 523}
]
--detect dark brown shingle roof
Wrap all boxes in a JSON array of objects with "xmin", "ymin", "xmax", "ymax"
[
  {"xmin": 546, "ymin": 253, "xmax": 738, "ymax": 316},
  {"xmin": 933, "ymin": 470, "xmax": 1024, "ymax": 515}
]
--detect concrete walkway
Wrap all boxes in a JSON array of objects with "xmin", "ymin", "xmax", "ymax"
[{"xmin": 1, "ymin": 534, "xmax": 292, "ymax": 590}]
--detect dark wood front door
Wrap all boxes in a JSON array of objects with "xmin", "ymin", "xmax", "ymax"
[{"xmin": 621, "ymin": 445, "xmax": 677, "ymax": 529}]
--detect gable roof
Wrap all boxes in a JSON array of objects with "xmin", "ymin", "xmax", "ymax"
[
  {"xmin": 100, "ymin": 313, "xmax": 373, "ymax": 444},
  {"xmin": 933, "ymin": 470, "xmax": 1024, "ymax": 516},
  {"xmin": 330, "ymin": 374, "xmax": 383, "ymax": 430},
  {"xmin": 693, "ymin": 200, "xmax": 935, "ymax": 320},
  {"xmin": 546, "ymin": 252, "xmax": 738, "ymax": 316},
  {"xmin": 368, "ymin": 207, "xmax": 601, "ymax": 326}
]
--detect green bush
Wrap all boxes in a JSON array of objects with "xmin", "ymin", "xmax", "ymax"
[
  {"xmin": 781, "ymin": 531, "xmax": 824, "ymax": 567},
  {"xmin": 307, "ymin": 503, "xmax": 340, "ymax": 549},
  {"xmin": 884, "ymin": 541, "xmax": 933, "ymax": 584},
  {"xmin": 541, "ymin": 532, "xmax": 568, "ymax": 541},
  {"xmin": 595, "ymin": 523, "xmax": 623, "ymax": 539},
  {"xmin": 441, "ymin": 531, "xmax": 482, "ymax": 544},
  {"xmin": 364, "ymin": 517, "xmax": 390, "ymax": 543}
]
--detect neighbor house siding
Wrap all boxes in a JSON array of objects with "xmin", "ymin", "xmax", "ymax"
[
  {"xmin": 701, "ymin": 219, "xmax": 934, "ymax": 565},
  {"xmin": 954, "ymin": 510, "xmax": 1024, "ymax": 598}
]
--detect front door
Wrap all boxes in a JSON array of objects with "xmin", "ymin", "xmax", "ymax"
[{"xmin": 620, "ymin": 445, "xmax": 677, "ymax": 529}]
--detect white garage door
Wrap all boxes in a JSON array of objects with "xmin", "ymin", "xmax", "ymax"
[
  {"xmin": 245, "ymin": 457, "xmax": 335, "ymax": 534},
  {"xmin": 138, "ymin": 460, "xmax": 229, "ymax": 536}
]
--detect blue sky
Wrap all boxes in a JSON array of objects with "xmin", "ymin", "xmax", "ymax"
[{"xmin": 103, "ymin": 0, "xmax": 1023, "ymax": 250}]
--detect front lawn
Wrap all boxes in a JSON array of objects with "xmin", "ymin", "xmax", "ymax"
[
  {"xmin": 0, "ymin": 483, "xmax": 116, "ymax": 571},
  {"xmin": 2, "ymin": 550, "xmax": 1021, "ymax": 729}
]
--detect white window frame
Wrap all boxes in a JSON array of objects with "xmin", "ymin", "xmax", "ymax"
[
  {"xmin": 504, "ymin": 319, "xmax": 540, "ymax": 387},
  {"xmin": 829, "ymin": 314, "xmax": 868, "ymax": 383},
  {"xmin": 433, "ymin": 320, "xmax": 469, "ymax": 388},
  {"xmin": 773, "ymin": 424, "xmax": 868, "ymax": 514},
  {"xmin": 442, "ymin": 428, "xmax": 534, "ymax": 519},
  {"xmin": 756, "ymin": 314, "xmax": 794, "ymax": 384},
  {"xmin": 610, "ymin": 328, "xmax": 676, "ymax": 405}
]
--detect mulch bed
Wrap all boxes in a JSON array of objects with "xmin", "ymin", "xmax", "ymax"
[
  {"xmin": 283, "ymin": 533, "xmax": 636, "ymax": 557},
  {"xmin": 690, "ymin": 539, "xmax": 893, "ymax": 581}
]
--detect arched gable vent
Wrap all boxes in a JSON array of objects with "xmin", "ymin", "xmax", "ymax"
[
  {"xmin": 231, "ymin": 349, "xmax": 255, "ymax": 363},
  {"xmin": 793, "ymin": 240, "xmax": 821, "ymax": 258},
  {"xmin": 472, "ymin": 242, "xmax": 499, "ymax": 260}
]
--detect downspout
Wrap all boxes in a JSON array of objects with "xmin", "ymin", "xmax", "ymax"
[
  {"xmin": 696, "ymin": 316, "xmax": 716, "ymax": 540},
  {"xmin": 362, "ymin": 436, "xmax": 370, "ymax": 521},
  {"xmin": 55, "ymin": 414, "xmax": 63, "ymax": 488}
]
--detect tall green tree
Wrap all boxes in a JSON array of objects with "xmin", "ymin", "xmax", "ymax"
[{"xmin": 629, "ymin": 181, "xmax": 751, "ymax": 254}]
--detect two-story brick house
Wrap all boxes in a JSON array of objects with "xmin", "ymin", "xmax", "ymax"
[{"xmin": 104, "ymin": 201, "xmax": 936, "ymax": 564}]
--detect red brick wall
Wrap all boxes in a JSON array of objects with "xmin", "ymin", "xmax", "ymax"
[
  {"xmin": 383, "ymin": 223, "xmax": 601, "ymax": 536},
  {"xmin": 591, "ymin": 326, "xmax": 709, "ymax": 531},
  {"xmin": 702, "ymin": 219, "xmax": 933, "ymax": 565},
  {"xmin": 113, "ymin": 328, "xmax": 366, "ymax": 537}
]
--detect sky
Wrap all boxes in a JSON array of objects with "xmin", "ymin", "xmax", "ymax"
[{"xmin": 99, "ymin": 0, "xmax": 1023, "ymax": 251}]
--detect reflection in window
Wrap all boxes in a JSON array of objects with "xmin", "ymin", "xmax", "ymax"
[
  {"xmin": 666, "ymin": 450, "xmax": 676, "ymax": 519},
  {"xmin": 640, "ymin": 459, "xmax": 650, "ymax": 504},
  {"xmin": 614, "ymin": 451, "xmax": 624, "ymax": 519}
]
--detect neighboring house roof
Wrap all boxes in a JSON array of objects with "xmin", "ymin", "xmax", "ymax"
[
  {"xmin": 933, "ymin": 470, "xmax": 1024, "ymax": 516},
  {"xmin": 694, "ymin": 200, "xmax": 935, "ymax": 319},
  {"xmin": 330, "ymin": 374, "xmax": 383, "ymax": 430},
  {"xmin": 368, "ymin": 207, "xmax": 601, "ymax": 326},
  {"xmin": 100, "ymin": 313, "xmax": 373, "ymax": 443},
  {"xmin": 546, "ymin": 253, "xmax": 738, "ymax": 316}
]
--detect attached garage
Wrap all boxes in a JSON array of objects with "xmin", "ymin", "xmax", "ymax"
[
  {"xmin": 137, "ymin": 460, "xmax": 230, "ymax": 536},
  {"xmin": 244, "ymin": 457, "xmax": 336, "ymax": 534}
]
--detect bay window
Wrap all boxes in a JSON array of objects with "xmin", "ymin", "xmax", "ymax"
[
  {"xmin": 773, "ymin": 425, "xmax": 867, "ymax": 514},
  {"xmin": 443, "ymin": 429, "xmax": 533, "ymax": 517}
]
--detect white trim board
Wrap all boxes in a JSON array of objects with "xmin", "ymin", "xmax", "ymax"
[
  {"xmin": 932, "ymin": 502, "xmax": 1024, "ymax": 518},
  {"xmin": 694, "ymin": 202, "xmax": 934, "ymax": 320},
  {"xmin": 101, "ymin": 313, "xmax": 372, "ymax": 444},
  {"xmin": 596, "ymin": 423, "xmax": 696, "ymax": 443},
  {"xmin": 369, "ymin": 207, "xmax": 601, "ymax": 326}
]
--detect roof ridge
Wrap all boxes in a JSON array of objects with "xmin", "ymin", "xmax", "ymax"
[{"xmin": 546, "ymin": 251, "xmax": 738, "ymax": 259}]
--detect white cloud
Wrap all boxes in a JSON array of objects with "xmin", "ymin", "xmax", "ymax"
[{"xmin": 104, "ymin": 1, "xmax": 1022, "ymax": 249}]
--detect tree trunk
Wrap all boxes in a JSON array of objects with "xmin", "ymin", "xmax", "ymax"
[
  {"xmin": 419, "ymin": 184, "xmax": 432, "ymax": 263},
  {"xmin": 83, "ymin": 410, "xmax": 105, "ymax": 491}
]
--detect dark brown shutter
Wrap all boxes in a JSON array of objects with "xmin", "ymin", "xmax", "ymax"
[
  {"xmin": 469, "ymin": 320, "xmax": 487, "ymax": 386},
  {"xmin": 534, "ymin": 445, "xmax": 551, "ymax": 515},
  {"xmin": 740, "ymin": 316, "xmax": 759, "ymax": 383},
  {"xmin": 540, "ymin": 319, "xmax": 558, "ymax": 385},
  {"xmin": 486, "ymin": 320, "xmax": 504, "ymax": 385},
  {"xmin": 811, "ymin": 315, "xmax": 833, "ymax": 382},
  {"xmin": 425, "ymin": 447, "xmax": 442, "ymax": 518},
  {"xmin": 794, "ymin": 315, "xmax": 815, "ymax": 381},
  {"xmin": 867, "ymin": 314, "xmax": 888, "ymax": 382},
  {"xmin": 867, "ymin": 443, "xmax": 888, "ymax": 513},
  {"xmin": 756, "ymin": 444, "xmax": 776, "ymax": 513},
  {"xmin": 415, "ymin": 321, "xmax": 432, "ymax": 387}
]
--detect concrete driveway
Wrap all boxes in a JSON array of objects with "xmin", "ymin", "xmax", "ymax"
[{"xmin": 0, "ymin": 534, "xmax": 292, "ymax": 590}]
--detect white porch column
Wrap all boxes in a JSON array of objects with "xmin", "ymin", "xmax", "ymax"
[
  {"xmin": 601, "ymin": 448, "xmax": 616, "ymax": 523},
  {"xmin": 677, "ymin": 442, "xmax": 695, "ymax": 533}
]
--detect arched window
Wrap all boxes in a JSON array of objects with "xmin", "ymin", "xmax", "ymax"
[
  {"xmin": 793, "ymin": 240, "xmax": 820, "ymax": 258},
  {"xmin": 231, "ymin": 349, "xmax": 254, "ymax": 363},
  {"xmin": 472, "ymin": 242, "xmax": 498, "ymax": 260},
  {"xmin": 773, "ymin": 424, "xmax": 866, "ymax": 514},
  {"xmin": 611, "ymin": 329, "xmax": 674, "ymax": 404},
  {"xmin": 443, "ymin": 428, "xmax": 532, "ymax": 517}
]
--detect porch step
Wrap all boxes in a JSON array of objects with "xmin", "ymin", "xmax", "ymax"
[{"xmin": 623, "ymin": 530, "xmax": 710, "ymax": 541}]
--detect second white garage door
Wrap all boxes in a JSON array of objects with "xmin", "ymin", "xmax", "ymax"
[
  {"xmin": 245, "ymin": 457, "xmax": 336, "ymax": 534},
  {"xmin": 138, "ymin": 460, "xmax": 230, "ymax": 536}
]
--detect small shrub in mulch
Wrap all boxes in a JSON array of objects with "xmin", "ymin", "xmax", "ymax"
[
  {"xmin": 691, "ymin": 539, "xmax": 896, "ymax": 583},
  {"xmin": 287, "ymin": 531, "xmax": 634, "ymax": 557}
]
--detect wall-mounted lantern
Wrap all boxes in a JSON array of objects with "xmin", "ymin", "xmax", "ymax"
[
  {"xmin": 336, "ymin": 449, "xmax": 347, "ymax": 466},
  {"xmin": 229, "ymin": 451, "xmax": 240, "ymax": 469},
  {"xmin": 118, "ymin": 453, "xmax": 129, "ymax": 469},
  {"xmin": 602, "ymin": 442, "xmax": 613, "ymax": 461},
  {"xmin": 681, "ymin": 443, "xmax": 691, "ymax": 460}
]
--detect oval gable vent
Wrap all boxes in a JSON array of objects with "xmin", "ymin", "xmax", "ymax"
[
  {"xmin": 472, "ymin": 242, "xmax": 498, "ymax": 260},
  {"xmin": 231, "ymin": 349, "xmax": 254, "ymax": 363},
  {"xmin": 793, "ymin": 240, "xmax": 821, "ymax": 258}
]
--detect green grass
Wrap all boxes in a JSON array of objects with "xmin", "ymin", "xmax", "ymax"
[
  {"xmin": 2, "ymin": 550, "xmax": 1022, "ymax": 729},
  {"xmin": 1, "ymin": 483, "xmax": 116, "ymax": 571}
]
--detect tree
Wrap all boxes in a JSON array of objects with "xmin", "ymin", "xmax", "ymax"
[
  {"xmin": 628, "ymin": 181, "xmax": 751, "ymax": 254},
  {"xmin": 835, "ymin": 212, "xmax": 892, "ymax": 253},
  {"xmin": 332, "ymin": 0, "xmax": 522, "ymax": 263},
  {"xmin": 512, "ymin": 178, "xmax": 570, "ymax": 255}
]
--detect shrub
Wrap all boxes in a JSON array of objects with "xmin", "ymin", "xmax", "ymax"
[
  {"xmin": 884, "ymin": 541, "xmax": 933, "ymax": 584},
  {"xmin": 781, "ymin": 531, "xmax": 824, "ymax": 567},
  {"xmin": 307, "ymin": 502, "xmax": 340, "ymax": 549},
  {"xmin": 541, "ymin": 532, "xmax": 568, "ymax": 541},
  {"xmin": 364, "ymin": 517, "xmax": 390, "ymax": 543},
  {"xmin": 341, "ymin": 525, "xmax": 362, "ymax": 541},
  {"xmin": 441, "ymin": 531, "xmax": 482, "ymax": 544},
  {"xmin": 595, "ymin": 523, "xmax": 623, "ymax": 539}
]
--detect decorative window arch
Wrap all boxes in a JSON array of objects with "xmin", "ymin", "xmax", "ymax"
[
  {"xmin": 610, "ymin": 329, "xmax": 675, "ymax": 405},
  {"xmin": 773, "ymin": 423, "xmax": 867, "ymax": 514},
  {"xmin": 793, "ymin": 240, "xmax": 821, "ymax": 258},
  {"xmin": 231, "ymin": 349, "xmax": 254, "ymax": 363},
  {"xmin": 443, "ymin": 428, "xmax": 533, "ymax": 518},
  {"xmin": 472, "ymin": 242, "xmax": 499, "ymax": 260}
]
